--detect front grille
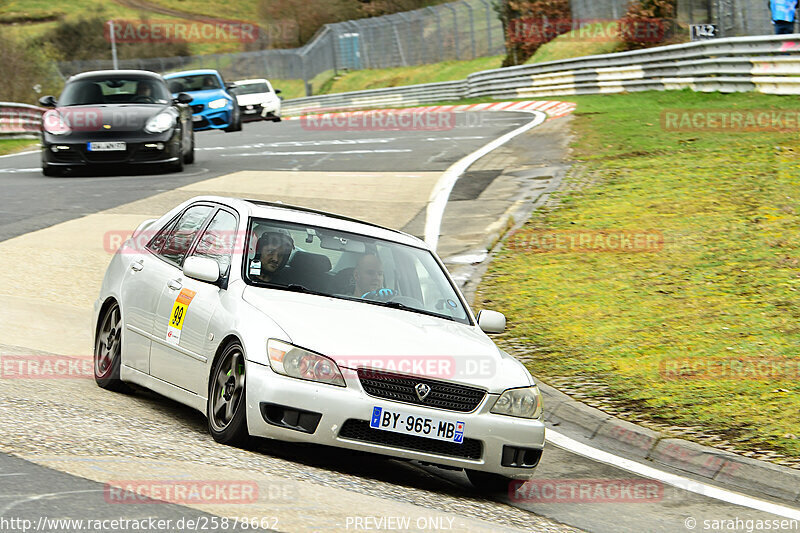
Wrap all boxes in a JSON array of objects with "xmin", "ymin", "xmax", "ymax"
[
  {"xmin": 339, "ymin": 419, "xmax": 482, "ymax": 460},
  {"xmin": 83, "ymin": 148, "xmax": 130, "ymax": 163},
  {"xmin": 357, "ymin": 369, "xmax": 486, "ymax": 412},
  {"xmin": 191, "ymin": 104, "xmax": 204, "ymax": 113}
]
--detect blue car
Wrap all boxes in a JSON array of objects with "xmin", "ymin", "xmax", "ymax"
[{"xmin": 163, "ymin": 69, "xmax": 242, "ymax": 132}]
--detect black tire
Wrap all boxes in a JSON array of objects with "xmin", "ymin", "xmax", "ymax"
[
  {"xmin": 272, "ymin": 116, "xmax": 282, "ymax": 122},
  {"xmin": 42, "ymin": 165, "xmax": 62, "ymax": 177},
  {"xmin": 94, "ymin": 302, "xmax": 130, "ymax": 393},
  {"xmin": 167, "ymin": 150, "xmax": 184, "ymax": 173},
  {"xmin": 225, "ymin": 108, "xmax": 243, "ymax": 132},
  {"xmin": 466, "ymin": 470, "xmax": 516, "ymax": 494},
  {"xmin": 183, "ymin": 130, "xmax": 195, "ymax": 164},
  {"xmin": 208, "ymin": 341, "xmax": 250, "ymax": 446}
]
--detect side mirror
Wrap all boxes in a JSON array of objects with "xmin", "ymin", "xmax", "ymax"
[
  {"xmin": 39, "ymin": 95, "xmax": 57, "ymax": 107},
  {"xmin": 183, "ymin": 256, "xmax": 220, "ymax": 284},
  {"xmin": 477, "ymin": 310, "xmax": 506, "ymax": 334},
  {"xmin": 175, "ymin": 93, "xmax": 193, "ymax": 104},
  {"xmin": 274, "ymin": 89, "xmax": 282, "ymax": 94}
]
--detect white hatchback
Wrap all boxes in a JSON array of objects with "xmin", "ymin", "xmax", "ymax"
[
  {"xmin": 232, "ymin": 79, "xmax": 282, "ymax": 122},
  {"xmin": 93, "ymin": 196, "xmax": 545, "ymax": 490}
]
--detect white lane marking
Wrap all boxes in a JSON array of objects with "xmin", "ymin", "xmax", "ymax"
[
  {"xmin": 546, "ymin": 430, "xmax": 800, "ymax": 520},
  {"xmin": 0, "ymin": 168, "xmax": 40, "ymax": 173},
  {"xmin": 200, "ymin": 135, "xmax": 488, "ymax": 152},
  {"xmin": 423, "ymin": 111, "xmax": 547, "ymax": 250},
  {"xmin": 220, "ymin": 149, "xmax": 413, "ymax": 157},
  {"xmin": 0, "ymin": 149, "xmax": 39, "ymax": 159}
]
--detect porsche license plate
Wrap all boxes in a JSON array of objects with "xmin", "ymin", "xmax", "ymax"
[
  {"xmin": 369, "ymin": 406, "xmax": 464, "ymax": 444},
  {"xmin": 87, "ymin": 142, "xmax": 126, "ymax": 152}
]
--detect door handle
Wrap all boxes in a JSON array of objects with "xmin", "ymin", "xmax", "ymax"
[
  {"xmin": 130, "ymin": 260, "xmax": 144, "ymax": 272},
  {"xmin": 167, "ymin": 279, "xmax": 182, "ymax": 291}
]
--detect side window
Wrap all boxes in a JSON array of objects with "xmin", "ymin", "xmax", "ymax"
[
  {"xmin": 147, "ymin": 216, "xmax": 179, "ymax": 254},
  {"xmin": 159, "ymin": 205, "xmax": 213, "ymax": 265},
  {"xmin": 192, "ymin": 209, "xmax": 238, "ymax": 277}
]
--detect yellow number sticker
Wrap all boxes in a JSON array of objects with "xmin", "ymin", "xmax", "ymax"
[{"xmin": 166, "ymin": 288, "xmax": 196, "ymax": 345}]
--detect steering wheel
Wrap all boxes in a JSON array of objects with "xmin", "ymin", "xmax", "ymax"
[{"xmin": 133, "ymin": 96, "xmax": 155, "ymax": 104}]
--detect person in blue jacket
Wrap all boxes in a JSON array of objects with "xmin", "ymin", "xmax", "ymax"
[{"xmin": 770, "ymin": 0, "xmax": 799, "ymax": 34}]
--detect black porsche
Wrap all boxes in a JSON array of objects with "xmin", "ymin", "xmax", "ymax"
[{"xmin": 38, "ymin": 70, "xmax": 195, "ymax": 176}]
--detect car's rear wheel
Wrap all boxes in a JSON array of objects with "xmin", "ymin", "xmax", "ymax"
[
  {"xmin": 466, "ymin": 470, "xmax": 515, "ymax": 493},
  {"xmin": 94, "ymin": 302, "xmax": 130, "ymax": 392},
  {"xmin": 208, "ymin": 341, "xmax": 249, "ymax": 446}
]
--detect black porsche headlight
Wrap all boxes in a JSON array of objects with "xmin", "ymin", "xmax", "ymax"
[{"xmin": 144, "ymin": 112, "xmax": 176, "ymax": 134}]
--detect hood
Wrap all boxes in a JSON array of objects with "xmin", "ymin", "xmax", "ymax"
[
  {"xmin": 56, "ymin": 104, "xmax": 169, "ymax": 132},
  {"xmin": 236, "ymin": 93, "xmax": 276, "ymax": 106},
  {"xmin": 242, "ymin": 286, "xmax": 532, "ymax": 391},
  {"xmin": 175, "ymin": 89, "xmax": 230, "ymax": 104}
]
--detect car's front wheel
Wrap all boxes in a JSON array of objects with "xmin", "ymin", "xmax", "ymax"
[
  {"xmin": 208, "ymin": 341, "xmax": 249, "ymax": 446},
  {"xmin": 94, "ymin": 302, "xmax": 130, "ymax": 392},
  {"xmin": 183, "ymin": 130, "xmax": 195, "ymax": 164},
  {"xmin": 42, "ymin": 164, "xmax": 63, "ymax": 177},
  {"xmin": 466, "ymin": 470, "xmax": 516, "ymax": 493}
]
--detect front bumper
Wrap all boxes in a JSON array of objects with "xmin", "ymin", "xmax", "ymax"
[
  {"xmin": 191, "ymin": 108, "xmax": 233, "ymax": 130},
  {"xmin": 41, "ymin": 131, "xmax": 181, "ymax": 166},
  {"xmin": 245, "ymin": 362, "xmax": 545, "ymax": 479}
]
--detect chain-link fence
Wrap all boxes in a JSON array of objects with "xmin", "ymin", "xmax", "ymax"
[
  {"xmin": 56, "ymin": 0, "xmax": 790, "ymax": 95},
  {"xmin": 57, "ymin": 0, "xmax": 504, "ymax": 94}
]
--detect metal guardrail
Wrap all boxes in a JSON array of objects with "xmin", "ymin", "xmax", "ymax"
[
  {"xmin": 0, "ymin": 102, "xmax": 44, "ymax": 138},
  {"xmin": 283, "ymin": 35, "xmax": 800, "ymax": 115}
]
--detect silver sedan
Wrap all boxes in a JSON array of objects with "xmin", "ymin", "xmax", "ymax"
[{"xmin": 93, "ymin": 196, "xmax": 545, "ymax": 490}]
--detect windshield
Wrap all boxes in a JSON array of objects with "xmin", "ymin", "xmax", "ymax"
[
  {"xmin": 59, "ymin": 77, "xmax": 171, "ymax": 105},
  {"xmin": 235, "ymin": 82, "xmax": 270, "ymax": 95},
  {"xmin": 166, "ymin": 74, "xmax": 222, "ymax": 92},
  {"xmin": 244, "ymin": 218, "xmax": 471, "ymax": 325}
]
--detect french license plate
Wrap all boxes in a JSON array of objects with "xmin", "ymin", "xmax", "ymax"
[
  {"xmin": 192, "ymin": 115, "xmax": 202, "ymax": 122},
  {"xmin": 244, "ymin": 109, "xmax": 257, "ymax": 114},
  {"xmin": 369, "ymin": 406, "xmax": 464, "ymax": 444},
  {"xmin": 87, "ymin": 142, "xmax": 125, "ymax": 152}
]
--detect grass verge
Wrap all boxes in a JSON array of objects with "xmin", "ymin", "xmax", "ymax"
[
  {"xmin": 0, "ymin": 138, "xmax": 38, "ymax": 156},
  {"xmin": 476, "ymin": 90, "xmax": 800, "ymax": 462}
]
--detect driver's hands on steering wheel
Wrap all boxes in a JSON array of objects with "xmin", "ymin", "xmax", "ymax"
[{"xmin": 361, "ymin": 288, "xmax": 396, "ymax": 300}]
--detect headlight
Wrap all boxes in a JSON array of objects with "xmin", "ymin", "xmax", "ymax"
[
  {"xmin": 144, "ymin": 112, "xmax": 176, "ymax": 134},
  {"xmin": 208, "ymin": 98, "xmax": 229, "ymax": 109},
  {"xmin": 267, "ymin": 339, "xmax": 345, "ymax": 387},
  {"xmin": 491, "ymin": 386, "xmax": 542, "ymax": 419},
  {"xmin": 42, "ymin": 110, "xmax": 70, "ymax": 135}
]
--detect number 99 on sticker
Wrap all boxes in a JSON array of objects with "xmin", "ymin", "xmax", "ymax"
[{"xmin": 166, "ymin": 288, "xmax": 196, "ymax": 345}]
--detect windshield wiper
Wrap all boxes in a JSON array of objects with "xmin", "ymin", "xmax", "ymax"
[
  {"xmin": 364, "ymin": 299, "xmax": 457, "ymax": 322},
  {"xmin": 258, "ymin": 282, "xmax": 327, "ymax": 297}
]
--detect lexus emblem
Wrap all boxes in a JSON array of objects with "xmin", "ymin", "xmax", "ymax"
[{"xmin": 415, "ymin": 383, "xmax": 431, "ymax": 401}]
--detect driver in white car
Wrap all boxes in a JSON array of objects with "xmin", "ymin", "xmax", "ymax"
[
  {"xmin": 352, "ymin": 254, "xmax": 386, "ymax": 298},
  {"xmin": 253, "ymin": 231, "xmax": 294, "ymax": 284}
]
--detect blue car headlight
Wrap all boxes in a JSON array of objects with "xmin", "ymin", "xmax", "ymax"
[
  {"xmin": 208, "ymin": 98, "xmax": 229, "ymax": 110},
  {"xmin": 144, "ymin": 112, "xmax": 176, "ymax": 134}
]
